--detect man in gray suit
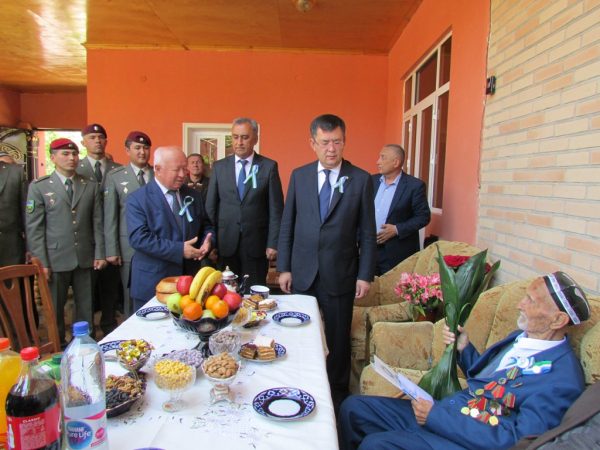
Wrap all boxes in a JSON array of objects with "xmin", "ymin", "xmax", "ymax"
[
  {"xmin": 27, "ymin": 139, "xmax": 106, "ymax": 346},
  {"xmin": 277, "ymin": 114, "xmax": 377, "ymax": 414},
  {"xmin": 0, "ymin": 160, "xmax": 27, "ymax": 267},
  {"xmin": 77, "ymin": 123, "xmax": 122, "ymax": 335},
  {"xmin": 104, "ymin": 131, "xmax": 154, "ymax": 318},
  {"xmin": 206, "ymin": 118, "xmax": 284, "ymax": 292}
]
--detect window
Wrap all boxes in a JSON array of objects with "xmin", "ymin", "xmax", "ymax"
[{"xmin": 403, "ymin": 34, "xmax": 451, "ymax": 211}]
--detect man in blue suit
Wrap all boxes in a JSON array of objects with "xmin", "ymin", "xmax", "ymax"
[
  {"xmin": 339, "ymin": 272, "xmax": 591, "ymax": 450},
  {"xmin": 278, "ymin": 114, "xmax": 377, "ymax": 414},
  {"xmin": 127, "ymin": 146, "xmax": 214, "ymax": 312},
  {"xmin": 373, "ymin": 144, "xmax": 430, "ymax": 275}
]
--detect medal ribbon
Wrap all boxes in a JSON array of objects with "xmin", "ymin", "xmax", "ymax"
[
  {"xmin": 244, "ymin": 164, "xmax": 259, "ymax": 189},
  {"xmin": 178, "ymin": 196, "xmax": 195, "ymax": 222},
  {"xmin": 332, "ymin": 176, "xmax": 348, "ymax": 193}
]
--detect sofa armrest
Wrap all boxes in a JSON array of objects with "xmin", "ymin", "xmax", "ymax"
[
  {"xmin": 366, "ymin": 302, "xmax": 411, "ymax": 325},
  {"xmin": 370, "ymin": 321, "xmax": 434, "ymax": 371},
  {"xmin": 353, "ymin": 276, "xmax": 381, "ymax": 308}
]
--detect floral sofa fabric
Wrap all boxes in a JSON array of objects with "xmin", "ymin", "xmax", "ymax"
[
  {"xmin": 360, "ymin": 277, "xmax": 600, "ymax": 397},
  {"xmin": 350, "ymin": 241, "xmax": 485, "ymax": 378}
]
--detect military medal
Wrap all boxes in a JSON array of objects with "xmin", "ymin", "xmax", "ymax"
[
  {"xmin": 502, "ymin": 392, "xmax": 516, "ymax": 408},
  {"xmin": 506, "ymin": 367, "xmax": 519, "ymax": 380},
  {"xmin": 477, "ymin": 411, "xmax": 491, "ymax": 423},
  {"xmin": 484, "ymin": 381, "xmax": 497, "ymax": 391},
  {"xmin": 461, "ymin": 407, "xmax": 470, "ymax": 415},
  {"xmin": 511, "ymin": 382, "xmax": 523, "ymax": 388},
  {"xmin": 491, "ymin": 385, "xmax": 505, "ymax": 399},
  {"xmin": 523, "ymin": 361, "xmax": 552, "ymax": 375},
  {"xmin": 489, "ymin": 416, "xmax": 499, "ymax": 426}
]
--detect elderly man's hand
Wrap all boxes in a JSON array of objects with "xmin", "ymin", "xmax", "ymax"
[
  {"xmin": 442, "ymin": 324, "xmax": 469, "ymax": 352},
  {"xmin": 411, "ymin": 397, "xmax": 434, "ymax": 425},
  {"xmin": 183, "ymin": 237, "xmax": 202, "ymax": 259},
  {"xmin": 197, "ymin": 233, "xmax": 212, "ymax": 259}
]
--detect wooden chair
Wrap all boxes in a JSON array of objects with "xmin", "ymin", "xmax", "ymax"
[{"xmin": 0, "ymin": 258, "xmax": 60, "ymax": 356}]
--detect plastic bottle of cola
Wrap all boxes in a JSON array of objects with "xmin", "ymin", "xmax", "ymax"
[
  {"xmin": 5, "ymin": 346, "xmax": 62, "ymax": 450},
  {"xmin": 61, "ymin": 322, "xmax": 108, "ymax": 450}
]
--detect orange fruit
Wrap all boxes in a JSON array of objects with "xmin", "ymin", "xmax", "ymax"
[
  {"xmin": 183, "ymin": 302, "xmax": 203, "ymax": 321},
  {"xmin": 210, "ymin": 299, "xmax": 229, "ymax": 319},
  {"xmin": 180, "ymin": 295, "xmax": 194, "ymax": 310},
  {"xmin": 204, "ymin": 295, "xmax": 220, "ymax": 311}
]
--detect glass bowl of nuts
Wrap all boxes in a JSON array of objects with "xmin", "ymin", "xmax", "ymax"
[
  {"xmin": 209, "ymin": 331, "xmax": 241, "ymax": 356},
  {"xmin": 153, "ymin": 357, "xmax": 197, "ymax": 412},
  {"xmin": 202, "ymin": 352, "xmax": 240, "ymax": 404}
]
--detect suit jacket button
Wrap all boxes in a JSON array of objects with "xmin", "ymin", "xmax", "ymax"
[
  {"xmin": 72, "ymin": 210, "xmax": 76, "ymax": 214},
  {"xmin": 73, "ymin": 221, "xmax": 76, "ymax": 224},
  {"xmin": 75, "ymin": 243, "xmax": 78, "ymax": 246},
  {"xmin": 318, "ymin": 248, "xmax": 322, "ymax": 252}
]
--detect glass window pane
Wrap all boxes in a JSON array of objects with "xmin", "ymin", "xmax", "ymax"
[
  {"xmin": 433, "ymin": 92, "xmax": 449, "ymax": 209},
  {"xmin": 416, "ymin": 52, "xmax": 437, "ymax": 102},
  {"xmin": 440, "ymin": 37, "xmax": 452, "ymax": 86},
  {"xmin": 404, "ymin": 76, "xmax": 412, "ymax": 112},
  {"xmin": 403, "ymin": 120, "xmax": 411, "ymax": 174},
  {"xmin": 419, "ymin": 106, "xmax": 433, "ymax": 192},
  {"xmin": 410, "ymin": 115, "xmax": 418, "ymax": 176}
]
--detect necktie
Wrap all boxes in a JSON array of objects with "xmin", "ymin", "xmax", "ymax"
[
  {"xmin": 319, "ymin": 169, "xmax": 332, "ymax": 223},
  {"xmin": 137, "ymin": 169, "xmax": 146, "ymax": 186},
  {"xmin": 238, "ymin": 160, "xmax": 248, "ymax": 200},
  {"xmin": 167, "ymin": 190, "xmax": 183, "ymax": 233},
  {"xmin": 95, "ymin": 161, "xmax": 102, "ymax": 183},
  {"xmin": 65, "ymin": 178, "xmax": 73, "ymax": 201}
]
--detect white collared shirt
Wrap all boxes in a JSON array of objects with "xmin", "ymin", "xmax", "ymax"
[
  {"xmin": 317, "ymin": 161, "xmax": 341, "ymax": 202},
  {"xmin": 235, "ymin": 152, "xmax": 255, "ymax": 188},
  {"xmin": 87, "ymin": 156, "xmax": 107, "ymax": 175},
  {"xmin": 494, "ymin": 332, "xmax": 565, "ymax": 372},
  {"xmin": 155, "ymin": 178, "xmax": 180, "ymax": 209}
]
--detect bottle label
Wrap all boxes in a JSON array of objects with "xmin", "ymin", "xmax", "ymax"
[
  {"xmin": 6, "ymin": 403, "xmax": 61, "ymax": 450},
  {"xmin": 64, "ymin": 409, "xmax": 107, "ymax": 450}
]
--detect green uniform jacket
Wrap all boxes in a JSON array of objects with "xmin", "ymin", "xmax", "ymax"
[
  {"xmin": 103, "ymin": 163, "xmax": 154, "ymax": 262},
  {"xmin": 0, "ymin": 163, "xmax": 27, "ymax": 266},
  {"xmin": 77, "ymin": 157, "xmax": 122, "ymax": 190},
  {"xmin": 26, "ymin": 171, "xmax": 105, "ymax": 271}
]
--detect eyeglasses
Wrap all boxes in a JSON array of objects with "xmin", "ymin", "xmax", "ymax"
[{"xmin": 314, "ymin": 139, "xmax": 344, "ymax": 150}]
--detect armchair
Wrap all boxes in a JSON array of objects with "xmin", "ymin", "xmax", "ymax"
[
  {"xmin": 350, "ymin": 241, "xmax": 485, "ymax": 378},
  {"xmin": 360, "ymin": 277, "xmax": 600, "ymax": 397}
]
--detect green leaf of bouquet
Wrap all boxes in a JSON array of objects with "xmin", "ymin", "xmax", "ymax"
[
  {"xmin": 444, "ymin": 302, "xmax": 458, "ymax": 331},
  {"xmin": 468, "ymin": 259, "xmax": 502, "ymax": 307},
  {"xmin": 436, "ymin": 244, "xmax": 458, "ymax": 305},
  {"xmin": 458, "ymin": 303, "xmax": 473, "ymax": 327},
  {"xmin": 455, "ymin": 251, "xmax": 487, "ymax": 303}
]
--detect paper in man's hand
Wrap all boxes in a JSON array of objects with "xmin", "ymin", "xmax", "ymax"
[{"xmin": 373, "ymin": 355, "xmax": 434, "ymax": 402}]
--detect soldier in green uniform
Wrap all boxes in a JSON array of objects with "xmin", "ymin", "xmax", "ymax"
[
  {"xmin": 77, "ymin": 123, "xmax": 122, "ymax": 336},
  {"xmin": 104, "ymin": 131, "xmax": 154, "ymax": 317},
  {"xmin": 26, "ymin": 139, "xmax": 106, "ymax": 346}
]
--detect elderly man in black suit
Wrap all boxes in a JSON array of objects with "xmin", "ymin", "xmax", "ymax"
[
  {"xmin": 373, "ymin": 144, "xmax": 430, "ymax": 275},
  {"xmin": 278, "ymin": 114, "xmax": 377, "ymax": 414},
  {"xmin": 205, "ymin": 118, "xmax": 284, "ymax": 292}
]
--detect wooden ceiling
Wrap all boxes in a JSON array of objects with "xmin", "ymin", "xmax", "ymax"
[{"xmin": 0, "ymin": 0, "xmax": 422, "ymax": 94}]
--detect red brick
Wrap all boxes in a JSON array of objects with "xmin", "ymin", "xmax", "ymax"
[
  {"xmin": 556, "ymin": 250, "xmax": 572, "ymax": 265},
  {"xmin": 537, "ymin": 170, "xmax": 565, "ymax": 182},
  {"xmin": 527, "ymin": 214, "xmax": 552, "ymax": 227},
  {"xmin": 564, "ymin": 44, "xmax": 600, "ymax": 71},
  {"xmin": 516, "ymin": 17, "xmax": 540, "ymax": 39},
  {"xmin": 513, "ymin": 171, "xmax": 536, "ymax": 182},
  {"xmin": 488, "ymin": 185, "xmax": 505, "ymax": 194},
  {"xmin": 535, "ymin": 61, "xmax": 564, "ymax": 82},
  {"xmin": 544, "ymin": 74, "xmax": 574, "ymax": 93},
  {"xmin": 576, "ymin": 97, "xmax": 600, "ymax": 116},
  {"xmin": 566, "ymin": 236, "xmax": 600, "ymax": 255},
  {"xmin": 520, "ymin": 114, "xmax": 544, "ymax": 129},
  {"xmin": 506, "ymin": 211, "xmax": 526, "ymax": 222},
  {"xmin": 533, "ymin": 258, "xmax": 561, "ymax": 274},
  {"xmin": 499, "ymin": 120, "xmax": 520, "ymax": 134},
  {"xmin": 503, "ymin": 67, "xmax": 524, "ymax": 84}
]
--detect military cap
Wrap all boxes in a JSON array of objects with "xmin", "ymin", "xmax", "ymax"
[
  {"xmin": 126, "ymin": 131, "xmax": 151, "ymax": 146},
  {"xmin": 50, "ymin": 138, "xmax": 79, "ymax": 151},
  {"xmin": 82, "ymin": 123, "xmax": 107, "ymax": 138}
]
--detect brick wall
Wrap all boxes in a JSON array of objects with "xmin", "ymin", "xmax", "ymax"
[{"xmin": 479, "ymin": 0, "xmax": 600, "ymax": 295}]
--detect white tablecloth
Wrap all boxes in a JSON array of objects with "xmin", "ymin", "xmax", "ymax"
[{"xmin": 101, "ymin": 295, "xmax": 338, "ymax": 450}]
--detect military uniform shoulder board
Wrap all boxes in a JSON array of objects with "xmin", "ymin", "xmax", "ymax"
[
  {"xmin": 26, "ymin": 199, "xmax": 35, "ymax": 213},
  {"xmin": 33, "ymin": 175, "xmax": 50, "ymax": 183},
  {"xmin": 109, "ymin": 165, "xmax": 125, "ymax": 175}
]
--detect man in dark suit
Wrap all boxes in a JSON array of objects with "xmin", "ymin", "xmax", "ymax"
[
  {"xmin": 340, "ymin": 272, "xmax": 591, "ymax": 450},
  {"xmin": 104, "ymin": 131, "xmax": 154, "ymax": 317},
  {"xmin": 277, "ymin": 114, "xmax": 377, "ymax": 413},
  {"xmin": 77, "ymin": 123, "xmax": 123, "ymax": 336},
  {"xmin": 0, "ymin": 160, "xmax": 27, "ymax": 267},
  {"xmin": 206, "ymin": 118, "xmax": 284, "ymax": 291},
  {"xmin": 27, "ymin": 139, "xmax": 106, "ymax": 346},
  {"xmin": 127, "ymin": 146, "xmax": 214, "ymax": 312},
  {"xmin": 373, "ymin": 144, "xmax": 430, "ymax": 275}
]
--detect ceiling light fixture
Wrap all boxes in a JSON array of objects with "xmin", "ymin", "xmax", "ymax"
[{"xmin": 292, "ymin": 0, "xmax": 317, "ymax": 13}]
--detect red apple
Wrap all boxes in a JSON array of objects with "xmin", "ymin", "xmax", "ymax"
[
  {"xmin": 176, "ymin": 275, "xmax": 194, "ymax": 296},
  {"xmin": 210, "ymin": 282, "xmax": 228, "ymax": 299},
  {"xmin": 222, "ymin": 291, "xmax": 243, "ymax": 312}
]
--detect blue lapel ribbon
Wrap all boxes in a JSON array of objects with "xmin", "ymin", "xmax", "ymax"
[
  {"xmin": 244, "ymin": 164, "xmax": 259, "ymax": 189},
  {"xmin": 178, "ymin": 196, "xmax": 194, "ymax": 223},
  {"xmin": 332, "ymin": 176, "xmax": 348, "ymax": 193}
]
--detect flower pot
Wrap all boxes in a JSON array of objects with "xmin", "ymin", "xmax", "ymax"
[{"xmin": 416, "ymin": 307, "xmax": 439, "ymax": 323}]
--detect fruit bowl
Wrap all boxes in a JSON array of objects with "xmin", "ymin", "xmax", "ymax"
[{"xmin": 170, "ymin": 311, "xmax": 234, "ymax": 340}]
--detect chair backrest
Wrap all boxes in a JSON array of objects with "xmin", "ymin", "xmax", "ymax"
[{"xmin": 0, "ymin": 258, "xmax": 60, "ymax": 356}]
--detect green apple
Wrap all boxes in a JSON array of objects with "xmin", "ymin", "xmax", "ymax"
[
  {"xmin": 201, "ymin": 309, "xmax": 217, "ymax": 320},
  {"xmin": 167, "ymin": 292, "xmax": 183, "ymax": 314}
]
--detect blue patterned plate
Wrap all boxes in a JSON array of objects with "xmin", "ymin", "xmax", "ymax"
[
  {"xmin": 100, "ymin": 340, "xmax": 126, "ymax": 354},
  {"xmin": 136, "ymin": 305, "xmax": 169, "ymax": 320},
  {"xmin": 272, "ymin": 311, "xmax": 310, "ymax": 326},
  {"xmin": 238, "ymin": 343, "xmax": 286, "ymax": 362},
  {"xmin": 253, "ymin": 387, "xmax": 315, "ymax": 420}
]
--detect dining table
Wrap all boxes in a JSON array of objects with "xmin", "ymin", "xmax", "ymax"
[{"xmin": 101, "ymin": 294, "xmax": 339, "ymax": 450}]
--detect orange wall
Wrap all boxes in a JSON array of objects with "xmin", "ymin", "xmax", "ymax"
[
  {"xmin": 386, "ymin": 0, "xmax": 490, "ymax": 245},
  {"xmin": 87, "ymin": 49, "xmax": 389, "ymax": 188},
  {"xmin": 0, "ymin": 87, "xmax": 21, "ymax": 127},
  {"xmin": 21, "ymin": 93, "xmax": 87, "ymax": 129}
]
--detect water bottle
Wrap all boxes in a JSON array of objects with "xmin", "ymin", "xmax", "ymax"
[
  {"xmin": 5, "ymin": 347, "xmax": 62, "ymax": 450},
  {"xmin": 61, "ymin": 322, "xmax": 108, "ymax": 450}
]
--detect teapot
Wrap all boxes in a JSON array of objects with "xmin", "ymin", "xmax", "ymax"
[{"xmin": 221, "ymin": 266, "xmax": 249, "ymax": 294}]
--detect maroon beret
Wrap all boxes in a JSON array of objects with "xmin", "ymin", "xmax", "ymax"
[
  {"xmin": 126, "ymin": 131, "xmax": 151, "ymax": 146},
  {"xmin": 81, "ymin": 123, "xmax": 107, "ymax": 138},
  {"xmin": 50, "ymin": 139, "xmax": 79, "ymax": 151}
]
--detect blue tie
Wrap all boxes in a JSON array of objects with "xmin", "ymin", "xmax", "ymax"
[
  {"xmin": 319, "ymin": 169, "xmax": 332, "ymax": 223},
  {"xmin": 238, "ymin": 160, "xmax": 248, "ymax": 200}
]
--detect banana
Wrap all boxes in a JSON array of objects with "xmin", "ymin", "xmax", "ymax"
[
  {"xmin": 189, "ymin": 267, "xmax": 215, "ymax": 300},
  {"xmin": 198, "ymin": 270, "xmax": 223, "ymax": 306}
]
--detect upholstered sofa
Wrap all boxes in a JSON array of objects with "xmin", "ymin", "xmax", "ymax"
[
  {"xmin": 360, "ymin": 277, "xmax": 600, "ymax": 397},
  {"xmin": 350, "ymin": 241, "xmax": 485, "ymax": 378}
]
